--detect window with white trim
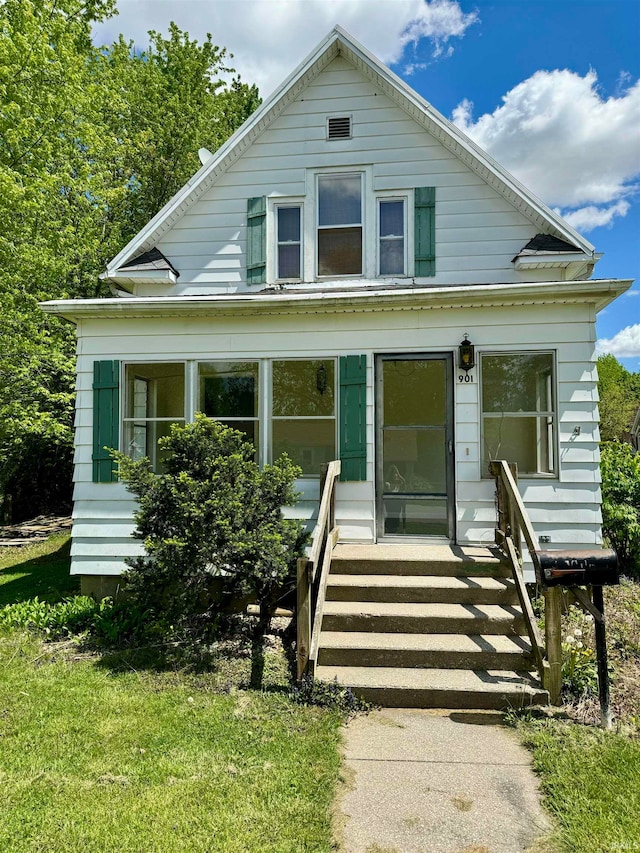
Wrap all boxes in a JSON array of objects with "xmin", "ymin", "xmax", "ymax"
[
  {"xmin": 272, "ymin": 359, "xmax": 336, "ymax": 476},
  {"xmin": 317, "ymin": 172, "xmax": 363, "ymax": 277},
  {"xmin": 198, "ymin": 361, "xmax": 260, "ymax": 448},
  {"xmin": 123, "ymin": 363, "xmax": 185, "ymax": 471},
  {"xmin": 275, "ymin": 205, "xmax": 302, "ymax": 280},
  {"xmin": 378, "ymin": 198, "xmax": 406, "ymax": 276},
  {"xmin": 481, "ymin": 352, "xmax": 556, "ymax": 476}
]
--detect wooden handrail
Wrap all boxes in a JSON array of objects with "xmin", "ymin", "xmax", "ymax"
[
  {"xmin": 490, "ymin": 460, "xmax": 560, "ymax": 703},
  {"xmin": 296, "ymin": 460, "xmax": 341, "ymax": 680}
]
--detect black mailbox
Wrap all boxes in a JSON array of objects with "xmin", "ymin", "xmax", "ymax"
[{"xmin": 536, "ymin": 549, "xmax": 619, "ymax": 588}]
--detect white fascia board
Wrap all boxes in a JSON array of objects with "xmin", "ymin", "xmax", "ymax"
[
  {"xmin": 514, "ymin": 252, "xmax": 591, "ymax": 270},
  {"xmin": 106, "ymin": 26, "xmax": 595, "ymax": 276},
  {"xmin": 40, "ymin": 278, "xmax": 632, "ymax": 323},
  {"xmin": 100, "ymin": 269, "xmax": 178, "ymax": 288}
]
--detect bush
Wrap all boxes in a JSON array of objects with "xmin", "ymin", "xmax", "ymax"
[
  {"xmin": 114, "ymin": 415, "xmax": 308, "ymax": 686},
  {"xmin": 600, "ymin": 441, "xmax": 640, "ymax": 579}
]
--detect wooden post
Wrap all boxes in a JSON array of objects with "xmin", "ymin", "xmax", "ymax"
[
  {"xmin": 544, "ymin": 587, "xmax": 563, "ymax": 705},
  {"xmin": 490, "ymin": 461, "xmax": 507, "ymax": 546},
  {"xmin": 508, "ymin": 463, "xmax": 521, "ymax": 559},
  {"xmin": 592, "ymin": 585, "xmax": 613, "ymax": 730},
  {"xmin": 296, "ymin": 557, "xmax": 311, "ymax": 681}
]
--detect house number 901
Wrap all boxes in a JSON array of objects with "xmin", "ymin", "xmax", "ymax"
[{"xmin": 458, "ymin": 374, "xmax": 474, "ymax": 383}]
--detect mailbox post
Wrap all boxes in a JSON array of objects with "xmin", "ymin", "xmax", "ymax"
[{"xmin": 536, "ymin": 549, "xmax": 619, "ymax": 729}]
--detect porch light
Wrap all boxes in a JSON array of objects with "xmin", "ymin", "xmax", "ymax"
[{"xmin": 458, "ymin": 334, "xmax": 475, "ymax": 372}]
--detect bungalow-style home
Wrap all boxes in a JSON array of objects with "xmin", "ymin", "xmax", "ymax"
[{"xmin": 43, "ymin": 27, "xmax": 631, "ymax": 707}]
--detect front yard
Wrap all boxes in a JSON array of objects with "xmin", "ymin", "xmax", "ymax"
[
  {"xmin": 0, "ymin": 536, "xmax": 343, "ymax": 853},
  {"xmin": 1, "ymin": 534, "xmax": 639, "ymax": 853}
]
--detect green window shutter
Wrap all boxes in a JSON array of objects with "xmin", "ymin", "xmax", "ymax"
[
  {"xmin": 414, "ymin": 186, "xmax": 435, "ymax": 277},
  {"xmin": 92, "ymin": 360, "xmax": 120, "ymax": 483},
  {"xmin": 339, "ymin": 355, "xmax": 367, "ymax": 482},
  {"xmin": 247, "ymin": 196, "xmax": 266, "ymax": 284}
]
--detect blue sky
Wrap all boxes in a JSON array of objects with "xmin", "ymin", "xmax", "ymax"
[{"xmin": 94, "ymin": 0, "xmax": 640, "ymax": 370}]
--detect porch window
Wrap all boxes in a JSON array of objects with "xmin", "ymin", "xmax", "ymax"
[
  {"xmin": 272, "ymin": 359, "xmax": 336, "ymax": 476},
  {"xmin": 378, "ymin": 199, "xmax": 406, "ymax": 275},
  {"xmin": 481, "ymin": 352, "xmax": 556, "ymax": 476},
  {"xmin": 198, "ymin": 361, "xmax": 259, "ymax": 448},
  {"xmin": 317, "ymin": 173, "xmax": 362, "ymax": 277},
  {"xmin": 123, "ymin": 363, "xmax": 185, "ymax": 472}
]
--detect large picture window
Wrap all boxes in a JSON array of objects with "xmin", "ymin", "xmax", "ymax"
[
  {"xmin": 272, "ymin": 359, "xmax": 336, "ymax": 476},
  {"xmin": 123, "ymin": 363, "xmax": 185, "ymax": 471},
  {"xmin": 198, "ymin": 361, "xmax": 259, "ymax": 447},
  {"xmin": 481, "ymin": 352, "xmax": 556, "ymax": 476},
  {"xmin": 317, "ymin": 173, "xmax": 362, "ymax": 277}
]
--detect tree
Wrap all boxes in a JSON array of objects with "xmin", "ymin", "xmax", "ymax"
[
  {"xmin": 600, "ymin": 441, "xmax": 640, "ymax": 579},
  {"xmin": 116, "ymin": 416, "xmax": 307, "ymax": 687},
  {"xmin": 0, "ymin": 1, "xmax": 260, "ymax": 519},
  {"xmin": 597, "ymin": 354, "xmax": 640, "ymax": 443}
]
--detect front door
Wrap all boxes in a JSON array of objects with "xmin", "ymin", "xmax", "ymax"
[{"xmin": 376, "ymin": 354, "xmax": 454, "ymax": 539}]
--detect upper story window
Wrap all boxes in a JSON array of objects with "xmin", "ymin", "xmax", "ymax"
[
  {"xmin": 378, "ymin": 198, "xmax": 406, "ymax": 276},
  {"xmin": 317, "ymin": 173, "xmax": 363, "ymax": 277},
  {"xmin": 252, "ymin": 181, "xmax": 434, "ymax": 285},
  {"xmin": 276, "ymin": 205, "xmax": 302, "ymax": 280}
]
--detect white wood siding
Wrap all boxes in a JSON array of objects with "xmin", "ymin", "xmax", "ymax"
[
  {"xmin": 71, "ymin": 302, "xmax": 601, "ymax": 578},
  {"xmin": 147, "ymin": 56, "xmax": 549, "ymax": 297}
]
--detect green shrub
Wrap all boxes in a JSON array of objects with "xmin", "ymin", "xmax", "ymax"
[
  {"xmin": 600, "ymin": 441, "xmax": 640, "ymax": 579},
  {"xmin": 114, "ymin": 415, "xmax": 307, "ymax": 686}
]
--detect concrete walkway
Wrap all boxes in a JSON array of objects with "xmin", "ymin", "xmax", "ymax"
[{"xmin": 336, "ymin": 708, "xmax": 553, "ymax": 853}]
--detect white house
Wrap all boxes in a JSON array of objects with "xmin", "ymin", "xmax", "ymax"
[{"xmin": 43, "ymin": 26, "xmax": 631, "ymax": 598}]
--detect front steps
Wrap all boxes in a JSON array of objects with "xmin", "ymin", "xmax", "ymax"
[{"xmin": 314, "ymin": 544, "xmax": 548, "ymax": 710}]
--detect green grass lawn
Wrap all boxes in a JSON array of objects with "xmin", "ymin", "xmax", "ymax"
[
  {"xmin": 0, "ymin": 537, "xmax": 344, "ymax": 853},
  {"xmin": 515, "ymin": 579, "xmax": 640, "ymax": 853},
  {"xmin": 0, "ymin": 534, "xmax": 78, "ymax": 606},
  {"xmin": 516, "ymin": 718, "xmax": 640, "ymax": 853}
]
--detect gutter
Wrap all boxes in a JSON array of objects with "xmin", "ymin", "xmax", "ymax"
[{"xmin": 40, "ymin": 278, "xmax": 633, "ymax": 323}]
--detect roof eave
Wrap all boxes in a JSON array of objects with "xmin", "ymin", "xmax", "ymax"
[{"xmin": 41, "ymin": 278, "xmax": 633, "ymax": 323}]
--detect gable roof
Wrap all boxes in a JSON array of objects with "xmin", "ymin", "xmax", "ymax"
[{"xmin": 106, "ymin": 26, "xmax": 596, "ymax": 277}]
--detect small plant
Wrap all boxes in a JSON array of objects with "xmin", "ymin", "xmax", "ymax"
[
  {"xmin": 0, "ymin": 595, "xmax": 99, "ymax": 638},
  {"xmin": 562, "ymin": 627, "xmax": 598, "ymax": 698},
  {"xmin": 290, "ymin": 675, "xmax": 371, "ymax": 715}
]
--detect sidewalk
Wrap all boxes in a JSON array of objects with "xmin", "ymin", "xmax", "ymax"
[{"xmin": 336, "ymin": 708, "xmax": 553, "ymax": 853}]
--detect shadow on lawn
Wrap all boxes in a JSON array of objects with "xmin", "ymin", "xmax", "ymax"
[
  {"xmin": 91, "ymin": 618, "xmax": 298, "ymax": 697},
  {"xmin": 0, "ymin": 537, "xmax": 78, "ymax": 607}
]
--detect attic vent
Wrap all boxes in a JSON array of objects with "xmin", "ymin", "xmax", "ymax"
[{"xmin": 327, "ymin": 116, "xmax": 352, "ymax": 140}]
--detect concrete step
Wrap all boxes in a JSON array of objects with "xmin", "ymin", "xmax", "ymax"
[
  {"xmin": 314, "ymin": 665, "xmax": 549, "ymax": 710},
  {"xmin": 326, "ymin": 574, "xmax": 518, "ymax": 606},
  {"xmin": 331, "ymin": 544, "xmax": 510, "ymax": 578},
  {"xmin": 321, "ymin": 601, "xmax": 525, "ymax": 635},
  {"xmin": 317, "ymin": 631, "xmax": 534, "ymax": 670}
]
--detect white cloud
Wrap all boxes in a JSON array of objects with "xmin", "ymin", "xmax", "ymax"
[
  {"xmin": 561, "ymin": 201, "xmax": 630, "ymax": 232},
  {"xmin": 597, "ymin": 325, "xmax": 640, "ymax": 358},
  {"xmin": 93, "ymin": 0, "xmax": 476, "ymax": 96},
  {"xmin": 453, "ymin": 70, "xmax": 640, "ymax": 231}
]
